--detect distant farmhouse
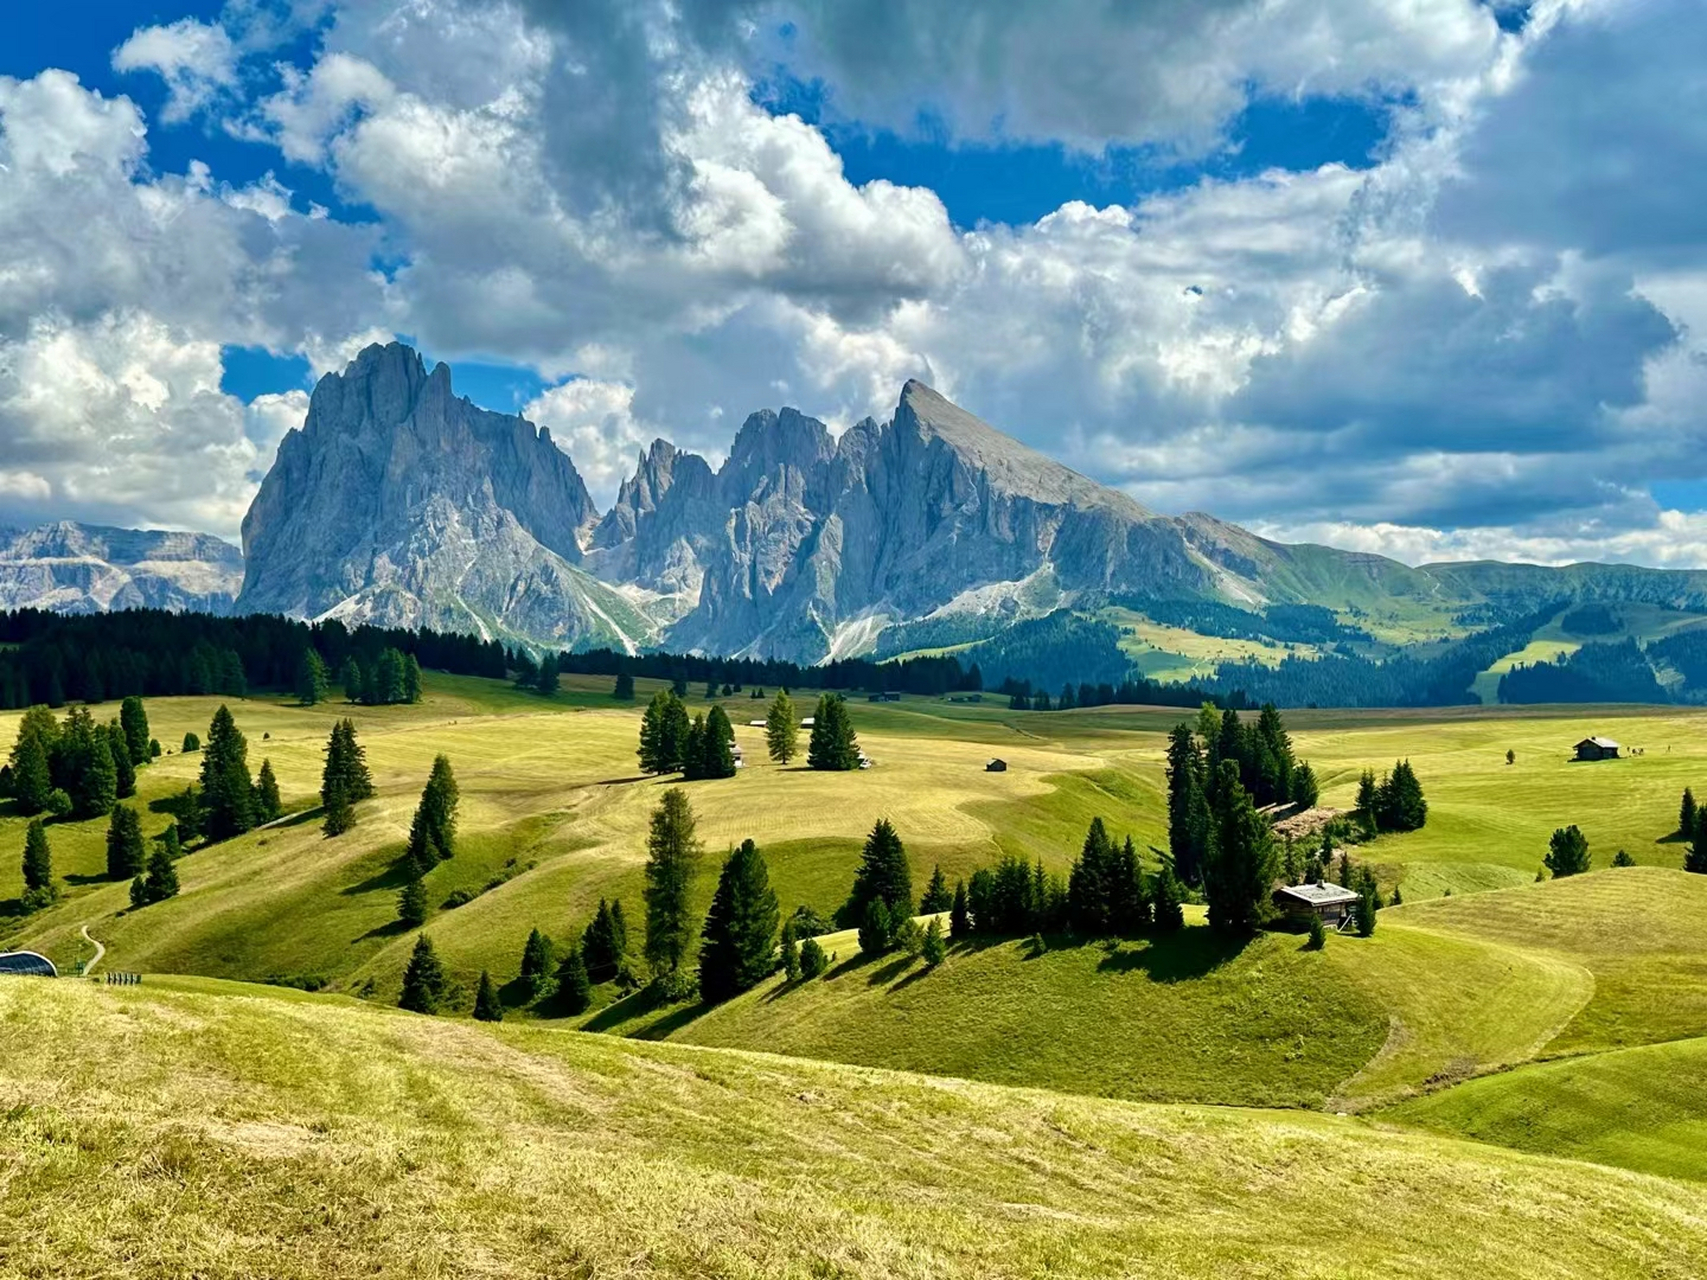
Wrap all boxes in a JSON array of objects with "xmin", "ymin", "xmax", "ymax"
[
  {"xmin": 1575, "ymin": 736, "xmax": 1621, "ymax": 762},
  {"xmin": 985, "ymin": 758, "xmax": 1008, "ymax": 773},
  {"xmin": 0, "ymin": 950, "xmax": 57, "ymax": 978},
  {"xmin": 1272, "ymin": 883, "xmax": 1359, "ymax": 928}
]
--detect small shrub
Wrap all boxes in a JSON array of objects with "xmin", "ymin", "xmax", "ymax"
[
  {"xmin": 895, "ymin": 916, "xmax": 925, "ymax": 960},
  {"xmin": 45, "ymin": 789, "xmax": 72, "ymax": 819},
  {"xmin": 1305, "ymin": 914, "xmax": 1327, "ymax": 950},
  {"xmin": 1612, "ymin": 848, "xmax": 1637, "ymax": 867},
  {"xmin": 441, "ymin": 888, "xmax": 475, "ymax": 909},
  {"xmin": 799, "ymin": 937, "xmax": 828, "ymax": 978},
  {"xmin": 182, "ymin": 732, "xmax": 200, "ymax": 753},
  {"xmin": 921, "ymin": 917, "xmax": 947, "ymax": 967}
]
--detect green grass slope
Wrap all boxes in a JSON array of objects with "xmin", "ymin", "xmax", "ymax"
[
  {"xmin": 1387, "ymin": 1035, "xmax": 1707, "ymax": 1184},
  {"xmin": 6, "ymin": 979, "xmax": 1707, "ymax": 1279}
]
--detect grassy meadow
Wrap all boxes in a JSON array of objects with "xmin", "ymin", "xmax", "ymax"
[{"xmin": 5, "ymin": 976, "xmax": 1707, "ymax": 1279}]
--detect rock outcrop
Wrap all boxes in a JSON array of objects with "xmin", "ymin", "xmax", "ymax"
[{"xmin": 0, "ymin": 522, "xmax": 242, "ymax": 614}]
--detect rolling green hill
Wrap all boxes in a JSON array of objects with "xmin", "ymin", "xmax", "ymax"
[{"xmin": 6, "ymin": 977, "xmax": 1707, "ymax": 1279}]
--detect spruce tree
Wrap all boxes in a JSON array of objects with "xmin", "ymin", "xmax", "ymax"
[
  {"xmin": 105, "ymin": 805, "xmax": 146, "ymax": 881},
  {"xmin": 781, "ymin": 923, "xmax": 801, "ymax": 980},
  {"xmin": 119, "ymin": 695, "xmax": 150, "ymax": 766},
  {"xmin": 858, "ymin": 898, "xmax": 894, "ymax": 957},
  {"xmin": 182, "ymin": 731, "xmax": 200, "ymax": 753},
  {"xmin": 698, "ymin": 838, "xmax": 782, "ymax": 1003},
  {"xmin": 1068, "ymin": 817, "xmax": 1115, "ymax": 935},
  {"xmin": 699, "ymin": 705, "xmax": 737, "ymax": 779},
  {"xmin": 1612, "ymin": 848, "xmax": 1636, "ymax": 867},
  {"xmin": 806, "ymin": 694, "xmax": 860, "ymax": 771},
  {"xmin": 1545, "ymin": 825, "xmax": 1592, "ymax": 878},
  {"xmin": 398, "ymin": 876, "xmax": 428, "ymax": 928},
  {"xmin": 582, "ymin": 899, "xmax": 624, "ymax": 982},
  {"xmin": 949, "ymin": 879, "xmax": 971, "ymax": 939},
  {"xmin": 681, "ymin": 713, "xmax": 708, "ymax": 780},
  {"xmin": 472, "ymin": 970, "xmax": 503, "ymax": 1022},
  {"xmin": 154, "ymin": 823, "xmax": 182, "ymax": 862},
  {"xmin": 1203, "ymin": 761, "xmax": 1278, "ymax": 936},
  {"xmin": 556, "ymin": 939, "xmax": 592, "ymax": 1013},
  {"xmin": 765, "ymin": 690, "xmax": 799, "ymax": 765},
  {"xmin": 1111, "ymin": 835, "xmax": 1148, "ymax": 934},
  {"xmin": 638, "ymin": 690, "xmax": 692, "ymax": 774},
  {"xmin": 106, "ymin": 721, "xmax": 136, "ymax": 799},
  {"xmin": 254, "ymin": 759, "xmax": 282, "ymax": 823},
  {"xmin": 921, "ymin": 916, "xmax": 947, "ymax": 966},
  {"xmin": 21, "ymin": 819, "xmax": 52, "ymax": 894},
  {"xmin": 1684, "ymin": 788, "xmax": 1698, "ymax": 839},
  {"xmin": 610, "ymin": 899, "xmax": 629, "ymax": 957},
  {"xmin": 1356, "ymin": 887, "xmax": 1379, "ymax": 937},
  {"xmin": 403, "ymin": 654, "xmax": 423, "ymax": 703},
  {"xmin": 1290, "ymin": 762, "xmax": 1320, "ymax": 809},
  {"xmin": 319, "ymin": 720, "xmax": 372, "ymax": 835},
  {"xmin": 398, "ymin": 935, "xmax": 448, "ymax": 1013},
  {"xmin": 520, "ymin": 927, "xmax": 555, "ymax": 996},
  {"xmin": 799, "ymin": 936, "xmax": 828, "ymax": 978},
  {"xmin": 839, "ymin": 818, "xmax": 912, "ymax": 926},
  {"xmin": 613, "ymin": 672, "xmax": 635, "ymax": 700},
  {"xmin": 642, "ymin": 788, "xmax": 703, "ymax": 978},
  {"xmin": 1306, "ymin": 912, "xmax": 1327, "ymax": 950},
  {"xmin": 535, "ymin": 653, "xmax": 560, "ymax": 697},
  {"xmin": 9, "ymin": 707, "xmax": 55, "ymax": 815},
  {"xmin": 1355, "ymin": 768, "xmax": 1379, "ymax": 833},
  {"xmin": 1164, "ymin": 724, "xmax": 1211, "ymax": 886},
  {"xmin": 919, "ymin": 864, "xmax": 952, "ymax": 913},
  {"xmin": 143, "ymin": 846, "xmax": 179, "ymax": 903},
  {"xmin": 404, "ymin": 756, "xmax": 459, "ymax": 867},
  {"xmin": 198, "ymin": 705, "xmax": 256, "ymax": 840},
  {"xmin": 129, "ymin": 875, "xmax": 148, "ymax": 911},
  {"xmin": 341, "ymin": 657, "xmax": 364, "ymax": 704},
  {"xmin": 322, "ymin": 776, "xmax": 354, "ymax": 838},
  {"xmin": 296, "ymin": 649, "xmax": 330, "ymax": 706}
]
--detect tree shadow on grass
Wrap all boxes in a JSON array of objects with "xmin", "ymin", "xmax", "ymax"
[
  {"xmin": 354, "ymin": 918, "xmax": 410, "ymax": 943},
  {"xmin": 63, "ymin": 872, "xmax": 112, "ymax": 887},
  {"xmin": 1658, "ymin": 831, "xmax": 1689, "ymax": 845},
  {"xmin": 500, "ymin": 976, "xmax": 540, "ymax": 1009},
  {"xmin": 579, "ymin": 986, "xmax": 712, "ymax": 1039},
  {"xmin": 1096, "ymin": 928, "xmax": 1247, "ymax": 982},
  {"xmin": 864, "ymin": 954, "xmax": 914, "ymax": 986},
  {"xmin": 340, "ymin": 853, "xmax": 414, "ymax": 896}
]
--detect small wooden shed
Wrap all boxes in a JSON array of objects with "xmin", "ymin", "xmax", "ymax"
[
  {"xmin": 1574, "ymin": 736, "xmax": 1621, "ymax": 762},
  {"xmin": 1272, "ymin": 883, "xmax": 1360, "ymax": 926},
  {"xmin": 985, "ymin": 758, "xmax": 1008, "ymax": 773}
]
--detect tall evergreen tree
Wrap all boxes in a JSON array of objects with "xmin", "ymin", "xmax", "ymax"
[
  {"xmin": 319, "ymin": 719, "xmax": 373, "ymax": 836},
  {"xmin": 520, "ymin": 927, "xmax": 555, "ymax": 996},
  {"xmin": 1290, "ymin": 762, "xmax": 1320, "ymax": 810},
  {"xmin": 1164, "ymin": 723, "xmax": 1212, "ymax": 886},
  {"xmin": 1068, "ymin": 817, "xmax": 1116, "ymax": 936},
  {"xmin": 105, "ymin": 805, "xmax": 146, "ymax": 880},
  {"xmin": 1374, "ymin": 760, "xmax": 1429, "ymax": 831},
  {"xmin": 21, "ymin": 819, "xmax": 52, "ymax": 894},
  {"xmin": 582, "ymin": 898, "xmax": 625, "ymax": 982},
  {"xmin": 613, "ymin": 672, "xmax": 635, "ymax": 700},
  {"xmin": 142, "ymin": 846, "xmax": 179, "ymax": 903},
  {"xmin": 1203, "ymin": 760, "xmax": 1278, "ymax": 936},
  {"xmin": 322, "ymin": 776, "xmax": 354, "ymax": 837},
  {"xmin": 403, "ymin": 654, "xmax": 423, "ymax": 703},
  {"xmin": 341, "ymin": 657, "xmax": 364, "ymax": 704},
  {"xmin": 154, "ymin": 823, "xmax": 182, "ymax": 862},
  {"xmin": 643, "ymin": 788, "xmax": 703, "ymax": 978},
  {"xmin": 1355, "ymin": 768, "xmax": 1379, "ymax": 833},
  {"xmin": 295, "ymin": 649, "xmax": 330, "ymax": 706},
  {"xmin": 919, "ymin": 864, "xmax": 952, "ymax": 913},
  {"xmin": 398, "ymin": 876, "xmax": 428, "ymax": 928},
  {"xmin": 858, "ymin": 898, "xmax": 894, "ymax": 956},
  {"xmin": 638, "ymin": 690, "xmax": 691, "ymax": 774},
  {"xmin": 8, "ymin": 705, "xmax": 56, "ymax": 815},
  {"xmin": 535, "ymin": 653, "xmax": 560, "ymax": 697},
  {"xmin": 806, "ymin": 694, "xmax": 860, "ymax": 771},
  {"xmin": 119, "ymin": 695, "xmax": 150, "ymax": 766},
  {"xmin": 254, "ymin": 759, "xmax": 283, "ymax": 823},
  {"xmin": 765, "ymin": 689, "xmax": 799, "ymax": 765},
  {"xmin": 398, "ymin": 935, "xmax": 448, "ymax": 1013},
  {"xmin": 472, "ymin": 970, "xmax": 503, "ymax": 1022},
  {"xmin": 1152, "ymin": 865, "xmax": 1186, "ymax": 932},
  {"xmin": 839, "ymin": 818, "xmax": 912, "ymax": 926},
  {"xmin": 950, "ymin": 879, "xmax": 971, "ymax": 939},
  {"xmin": 198, "ymin": 705, "xmax": 256, "ymax": 841},
  {"xmin": 404, "ymin": 756, "xmax": 460, "ymax": 868},
  {"xmin": 556, "ymin": 940, "xmax": 592, "ymax": 1014},
  {"xmin": 1683, "ymin": 788, "xmax": 1698, "ymax": 839},
  {"xmin": 1545, "ymin": 825, "xmax": 1592, "ymax": 878},
  {"xmin": 699, "ymin": 705, "xmax": 737, "ymax": 778},
  {"xmin": 1110, "ymin": 835, "xmax": 1148, "ymax": 934},
  {"xmin": 105, "ymin": 721, "xmax": 136, "ymax": 799},
  {"xmin": 681, "ymin": 713, "xmax": 708, "ymax": 779},
  {"xmin": 698, "ymin": 839, "xmax": 782, "ymax": 1003}
]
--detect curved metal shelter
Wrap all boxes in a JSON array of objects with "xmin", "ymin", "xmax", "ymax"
[{"xmin": 0, "ymin": 950, "xmax": 57, "ymax": 977}]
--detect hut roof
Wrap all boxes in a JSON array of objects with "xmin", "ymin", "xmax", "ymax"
[
  {"xmin": 1576, "ymin": 736, "xmax": 1620, "ymax": 750},
  {"xmin": 1273, "ymin": 883, "xmax": 1360, "ymax": 908}
]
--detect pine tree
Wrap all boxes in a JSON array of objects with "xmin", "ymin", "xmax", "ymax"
[
  {"xmin": 806, "ymin": 694, "xmax": 859, "ymax": 770},
  {"xmin": 1355, "ymin": 768, "xmax": 1379, "ymax": 833},
  {"xmin": 142, "ymin": 846, "xmax": 179, "ymax": 903},
  {"xmin": 1290, "ymin": 762, "xmax": 1320, "ymax": 809},
  {"xmin": 399, "ymin": 935, "xmax": 448, "ymax": 1013},
  {"xmin": 765, "ymin": 690, "xmax": 799, "ymax": 765},
  {"xmin": 1111, "ymin": 835, "xmax": 1148, "ymax": 934},
  {"xmin": 403, "ymin": 654, "xmax": 423, "ymax": 703},
  {"xmin": 921, "ymin": 916, "xmax": 947, "ymax": 966},
  {"xmin": 698, "ymin": 839, "xmax": 782, "ymax": 1003},
  {"xmin": 172, "ymin": 784, "xmax": 204, "ymax": 842},
  {"xmin": 681, "ymin": 713, "xmax": 707, "ymax": 779},
  {"xmin": 254, "ymin": 759, "xmax": 282, "ymax": 823},
  {"xmin": 1164, "ymin": 723, "xmax": 1211, "ymax": 886},
  {"xmin": 9, "ymin": 706, "xmax": 56, "ymax": 815},
  {"xmin": 182, "ymin": 731, "xmax": 200, "ymax": 753},
  {"xmin": 59, "ymin": 707, "xmax": 118, "ymax": 821},
  {"xmin": 1068, "ymin": 817, "xmax": 1116, "ymax": 936},
  {"xmin": 949, "ymin": 879, "xmax": 971, "ymax": 939},
  {"xmin": 1684, "ymin": 788, "xmax": 1698, "ymax": 839},
  {"xmin": 129, "ymin": 875, "xmax": 148, "ymax": 911},
  {"xmin": 21, "ymin": 819, "xmax": 52, "ymax": 893},
  {"xmin": 919, "ymin": 864, "xmax": 952, "ymax": 913},
  {"xmin": 613, "ymin": 672, "xmax": 635, "ymax": 700},
  {"xmin": 638, "ymin": 690, "xmax": 691, "ymax": 774},
  {"xmin": 320, "ymin": 720, "xmax": 372, "ymax": 836},
  {"xmin": 1152, "ymin": 865, "xmax": 1186, "ymax": 932},
  {"xmin": 154, "ymin": 823, "xmax": 182, "ymax": 862},
  {"xmin": 700, "ymin": 705, "xmax": 737, "ymax": 779},
  {"xmin": 1545, "ymin": 825, "xmax": 1592, "ymax": 878},
  {"xmin": 1306, "ymin": 912, "xmax": 1327, "ymax": 950},
  {"xmin": 472, "ymin": 970, "xmax": 503, "ymax": 1022},
  {"xmin": 582, "ymin": 899, "xmax": 625, "ymax": 982},
  {"xmin": 296, "ymin": 649, "xmax": 330, "ymax": 706},
  {"xmin": 405, "ymin": 756, "xmax": 459, "ymax": 867},
  {"xmin": 341, "ymin": 657, "xmax": 364, "ymax": 703},
  {"xmin": 106, "ymin": 721, "xmax": 136, "ymax": 799},
  {"xmin": 198, "ymin": 705, "xmax": 256, "ymax": 841},
  {"xmin": 858, "ymin": 898, "xmax": 894, "ymax": 957},
  {"xmin": 1203, "ymin": 760, "xmax": 1278, "ymax": 936},
  {"xmin": 1355, "ymin": 888, "xmax": 1378, "ymax": 937},
  {"xmin": 839, "ymin": 818, "xmax": 912, "ymax": 926},
  {"xmin": 322, "ymin": 776, "xmax": 354, "ymax": 837},
  {"xmin": 398, "ymin": 876, "xmax": 428, "ymax": 928},
  {"xmin": 118, "ymin": 696, "xmax": 150, "ymax": 766},
  {"xmin": 781, "ymin": 923, "xmax": 801, "ymax": 980},
  {"xmin": 1612, "ymin": 848, "xmax": 1636, "ymax": 867},
  {"xmin": 520, "ymin": 927, "xmax": 555, "ymax": 996},
  {"xmin": 643, "ymin": 788, "xmax": 703, "ymax": 978},
  {"xmin": 535, "ymin": 653, "xmax": 560, "ymax": 697},
  {"xmin": 556, "ymin": 941, "xmax": 592, "ymax": 1014},
  {"xmin": 799, "ymin": 936, "xmax": 828, "ymax": 978},
  {"xmin": 104, "ymin": 805, "xmax": 146, "ymax": 880}
]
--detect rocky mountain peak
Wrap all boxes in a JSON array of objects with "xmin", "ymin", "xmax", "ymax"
[{"xmin": 723, "ymin": 407, "xmax": 834, "ymax": 484}]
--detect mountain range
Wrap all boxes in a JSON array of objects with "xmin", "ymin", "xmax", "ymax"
[{"xmin": 13, "ymin": 341, "xmax": 1707, "ymax": 675}]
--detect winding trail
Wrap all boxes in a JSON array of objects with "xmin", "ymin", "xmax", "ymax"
[{"xmin": 79, "ymin": 924, "xmax": 105, "ymax": 978}]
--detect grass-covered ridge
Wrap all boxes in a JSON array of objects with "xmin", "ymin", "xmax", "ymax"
[{"xmin": 5, "ymin": 978, "xmax": 1707, "ymax": 1279}]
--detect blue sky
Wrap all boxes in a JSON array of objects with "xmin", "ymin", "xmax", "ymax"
[{"xmin": 1, "ymin": 0, "xmax": 1704, "ymax": 568}]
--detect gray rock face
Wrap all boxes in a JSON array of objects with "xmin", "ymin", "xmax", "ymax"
[
  {"xmin": 0, "ymin": 522, "xmax": 242, "ymax": 614},
  {"xmin": 238, "ymin": 343, "xmax": 654, "ymax": 650}
]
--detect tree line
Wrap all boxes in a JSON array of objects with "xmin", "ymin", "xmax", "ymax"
[{"xmin": 637, "ymin": 689, "xmax": 861, "ymax": 777}]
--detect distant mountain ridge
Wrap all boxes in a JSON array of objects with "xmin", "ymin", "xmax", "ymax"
[{"xmin": 0, "ymin": 522, "xmax": 242, "ymax": 615}]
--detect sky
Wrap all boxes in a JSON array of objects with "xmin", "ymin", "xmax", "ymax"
[{"xmin": 1, "ymin": 0, "xmax": 1705, "ymax": 569}]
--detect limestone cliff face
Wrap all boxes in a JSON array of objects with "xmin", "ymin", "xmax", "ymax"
[
  {"xmin": 237, "ymin": 343, "xmax": 653, "ymax": 650},
  {"xmin": 0, "ymin": 522, "xmax": 242, "ymax": 614}
]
